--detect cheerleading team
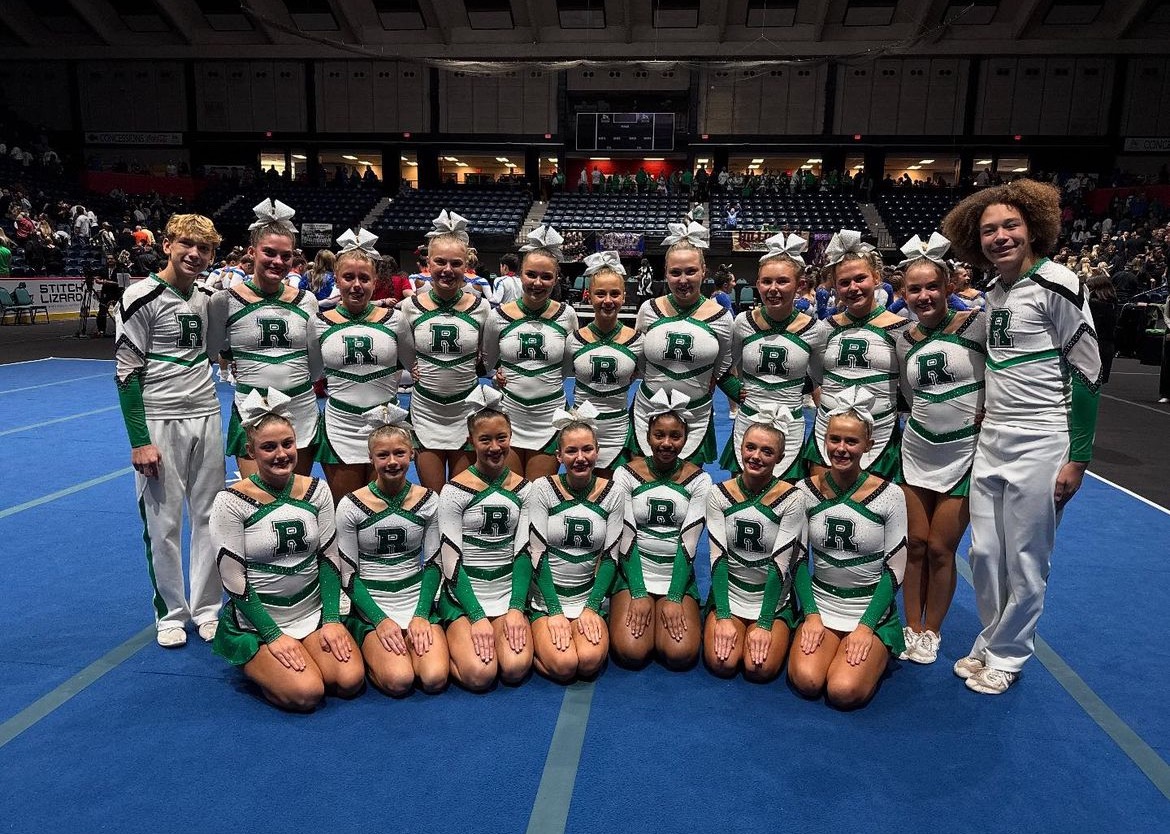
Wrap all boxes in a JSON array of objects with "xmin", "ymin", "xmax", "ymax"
[
  {"xmin": 483, "ymin": 225, "xmax": 578, "ymax": 480},
  {"xmin": 893, "ymin": 234, "xmax": 986, "ymax": 665}
]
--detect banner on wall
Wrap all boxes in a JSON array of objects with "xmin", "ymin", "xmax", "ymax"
[
  {"xmin": 2, "ymin": 277, "xmax": 90, "ymax": 320},
  {"xmin": 596, "ymin": 232, "xmax": 644, "ymax": 258},
  {"xmin": 300, "ymin": 223, "xmax": 333, "ymax": 248},
  {"xmin": 83, "ymin": 132, "xmax": 184, "ymax": 146},
  {"xmin": 731, "ymin": 231, "xmax": 771, "ymax": 252},
  {"xmin": 1123, "ymin": 138, "xmax": 1170, "ymax": 153}
]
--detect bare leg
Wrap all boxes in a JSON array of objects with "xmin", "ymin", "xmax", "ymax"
[
  {"xmin": 243, "ymin": 645, "xmax": 326, "ymax": 712},
  {"xmin": 902, "ymin": 484, "xmax": 935, "ymax": 632},
  {"xmin": 411, "ymin": 624, "xmax": 450, "ymax": 694},
  {"xmin": 494, "ymin": 616, "xmax": 533, "ymax": 685},
  {"xmin": 361, "ymin": 632, "xmax": 417, "ymax": 697},
  {"xmin": 303, "ymin": 628, "xmax": 365, "ymax": 697},
  {"xmin": 824, "ymin": 634, "xmax": 890, "ymax": 710},
  {"xmin": 741, "ymin": 621, "xmax": 791, "ymax": 683},
  {"xmin": 532, "ymin": 617, "xmax": 580, "ymax": 683},
  {"xmin": 654, "ymin": 596, "xmax": 701, "ymax": 670},
  {"xmin": 923, "ymin": 494, "xmax": 969, "ymax": 634},
  {"xmin": 702, "ymin": 611, "xmax": 746, "ymax": 678},
  {"xmin": 415, "ymin": 449, "xmax": 449, "ymax": 494},
  {"xmin": 786, "ymin": 624, "xmax": 842, "ymax": 698},
  {"xmin": 609, "ymin": 590, "xmax": 654, "ymax": 668},
  {"xmin": 323, "ymin": 462, "xmax": 372, "ymax": 506},
  {"xmin": 446, "ymin": 616, "xmax": 498, "ymax": 692}
]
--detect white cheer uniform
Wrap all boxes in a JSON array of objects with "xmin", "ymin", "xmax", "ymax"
[{"xmin": 565, "ymin": 324, "xmax": 643, "ymax": 469}]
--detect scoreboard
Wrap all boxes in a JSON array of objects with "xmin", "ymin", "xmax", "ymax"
[{"xmin": 575, "ymin": 112, "xmax": 676, "ymax": 152}]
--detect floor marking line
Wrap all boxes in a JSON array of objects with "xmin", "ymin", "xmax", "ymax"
[
  {"xmin": 1086, "ymin": 471, "xmax": 1170, "ymax": 516},
  {"xmin": 954, "ymin": 558, "xmax": 1170, "ymax": 800},
  {"xmin": 1099, "ymin": 393, "xmax": 1170, "ymax": 416},
  {"xmin": 0, "ymin": 467, "xmax": 134, "ymax": 520},
  {"xmin": 0, "ymin": 405, "xmax": 120, "ymax": 437},
  {"xmin": 526, "ymin": 681, "xmax": 597, "ymax": 834},
  {"xmin": 0, "ymin": 372, "xmax": 109, "ymax": 395},
  {"xmin": 0, "ymin": 626, "xmax": 155, "ymax": 749}
]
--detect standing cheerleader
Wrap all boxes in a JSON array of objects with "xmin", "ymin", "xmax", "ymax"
[
  {"xmin": 483, "ymin": 225, "xmax": 578, "ymax": 480},
  {"xmin": 610, "ymin": 391, "xmax": 710, "ymax": 670},
  {"xmin": 336, "ymin": 406, "xmax": 448, "ymax": 696},
  {"xmin": 438, "ymin": 387, "xmax": 534, "ymax": 691},
  {"xmin": 565, "ymin": 250, "xmax": 644, "ymax": 475},
  {"xmin": 704, "ymin": 410, "xmax": 807, "ymax": 682},
  {"xmin": 210, "ymin": 390, "xmax": 364, "ymax": 712},
  {"xmin": 632, "ymin": 220, "xmax": 733, "ymax": 464},
  {"xmin": 802, "ymin": 230, "xmax": 911, "ymax": 478},
  {"xmin": 789, "ymin": 389, "xmax": 907, "ymax": 709},
  {"xmin": 894, "ymin": 234, "xmax": 985, "ymax": 664},
  {"xmin": 720, "ymin": 233, "xmax": 829, "ymax": 479},
  {"xmin": 209, "ymin": 199, "xmax": 322, "ymax": 478},
  {"xmin": 397, "ymin": 211, "xmax": 490, "ymax": 493},
  {"xmin": 528, "ymin": 406, "xmax": 624, "ymax": 682},
  {"xmin": 953, "ymin": 263, "xmax": 986, "ymax": 311},
  {"xmin": 314, "ymin": 228, "xmax": 406, "ymax": 503}
]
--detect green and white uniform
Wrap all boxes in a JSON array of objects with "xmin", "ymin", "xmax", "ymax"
[
  {"xmin": 706, "ymin": 478, "xmax": 806, "ymax": 630},
  {"xmin": 612, "ymin": 462, "xmax": 711, "ymax": 602},
  {"xmin": 795, "ymin": 474, "xmax": 908, "ymax": 654},
  {"xmin": 115, "ymin": 273, "xmax": 224, "ymax": 632},
  {"xmin": 896, "ymin": 309, "xmax": 986, "ymax": 495},
  {"xmin": 565, "ymin": 324, "xmax": 643, "ymax": 469},
  {"xmin": 721, "ymin": 308, "xmax": 829, "ymax": 478},
  {"xmin": 210, "ymin": 475, "xmax": 342, "ymax": 665},
  {"xmin": 527, "ymin": 476, "xmax": 622, "ymax": 618},
  {"xmin": 336, "ymin": 483, "xmax": 441, "ymax": 641},
  {"xmin": 483, "ymin": 300, "xmax": 577, "ymax": 453},
  {"xmin": 438, "ymin": 468, "xmax": 532, "ymax": 622},
  {"xmin": 633, "ymin": 297, "xmax": 733, "ymax": 463},
  {"xmin": 207, "ymin": 282, "xmax": 322, "ymax": 455},
  {"xmin": 314, "ymin": 306, "xmax": 405, "ymax": 464},
  {"xmin": 397, "ymin": 290, "xmax": 489, "ymax": 451}
]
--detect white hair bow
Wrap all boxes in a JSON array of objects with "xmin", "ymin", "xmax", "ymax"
[
  {"xmin": 583, "ymin": 250, "xmax": 626, "ymax": 276},
  {"xmin": 467, "ymin": 384, "xmax": 505, "ymax": 411},
  {"xmin": 425, "ymin": 210, "xmax": 470, "ymax": 243},
  {"xmin": 661, "ymin": 220, "xmax": 710, "ymax": 249},
  {"xmin": 749, "ymin": 403, "xmax": 798, "ymax": 437},
  {"xmin": 519, "ymin": 224, "xmax": 565, "ymax": 262},
  {"xmin": 238, "ymin": 388, "xmax": 294, "ymax": 429},
  {"xmin": 897, "ymin": 232, "xmax": 951, "ymax": 269},
  {"xmin": 552, "ymin": 401, "xmax": 601, "ymax": 430},
  {"xmin": 645, "ymin": 388, "xmax": 693, "ymax": 423},
  {"xmin": 337, "ymin": 227, "xmax": 381, "ymax": 259},
  {"xmin": 359, "ymin": 403, "xmax": 412, "ymax": 435},
  {"xmin": 824, "ymin": 230, "xmax": 874, "ymax": 266},
  {"xmin": 249, "ymin": 198, "xmax": 298, "ymax": 234},
  {"xmin": 759, "ymin": 233, "xmax": 808, "ymax": 266},
  {"xmin": 824, "ymin": 386, "xmax": 876, "ymax": 429}
]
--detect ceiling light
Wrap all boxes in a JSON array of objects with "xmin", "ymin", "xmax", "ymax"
[
  {"xmin": 444, "ymin": 156, "xmax": 458, "ymax": 162},
  {"xmin": 919, "ymin": 159, "xmax": 935, "ymax": 164},
  {"xmin": 495, "ymin": 157, "xmax": 509, "ymax": 162},
  {"xmin": 747, "ymin": 164, "xmax": 761, "ymax": 169},
  {"xmin": 590, "ymin": 157, "xmax": 610, "ymax": 161},
  {"xmin": 807, "ymin": 158, "xmax": 822, "ymax": 164},
  {"xmin": 342, "ymin": 154, "xmax": 358, "ymax": 161},
  {"xmin": 800, "ymin": 164, "xmax": 813, "ymax": 169},
  {"xmin": 853, "ymin": 164, "xmax": 864, "ymax": 170},
  {"xmin": 292, "ymin": 154, "xmax": 306, "ymax": 160},
  {"xmin": 907, "ymin": 165, "xmax": 922, "ymax": 170},
  {"xmin": 546, "ymin": 157, "xmax": 558, "ymax": 163},
  {"xmin": 697, "ymin": 158, "xmax": 709, "ymax": 164},
  {"xmin": 751, "ymin": 158, "xmax": 764, "ymax": 164},
  {"xmin": 406, "ymin": 161, "xmax": 418, "ymax": 166},
  {"xmin": 456, "ymin": 162, "xmax": 469, "ymax": 167},
  {"xmin": 401, "ymin": 156, "xmax": 410, "ymax": 161},
  {"xmin": 976, "ymin": 159, "xmax": 992, "ymax": 165},
  {"xmin": 645, "ymin": 157, "xmax": 664, "ymax": 161},
  {"xmin": 1013, "ymin": 167, "xmax": 1028, "ymax": 172}
]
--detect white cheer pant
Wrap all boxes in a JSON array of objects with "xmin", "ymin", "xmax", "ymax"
[
  {"xmin": 136, "ymin": 414, "xmax": 225, "ymax": 630},
  {"xmin": 967, "ymin": 423, "xmax": 1068, "ymax": 673}
]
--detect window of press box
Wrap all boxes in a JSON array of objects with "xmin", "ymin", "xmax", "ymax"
[
  {"xmin": 439, "ymin": 153, "xmax": 525, "ymax": 185},
  {"xmin": 319, "ymin": 150, "xmax": 383, "ymax": 183},
  {"xmin": 400, "ymin": 151, "xmax": 418, "ymax": 188},
  {"xmin": 884, "ymin": 155, "xmax": 960, "ymax": 186}
]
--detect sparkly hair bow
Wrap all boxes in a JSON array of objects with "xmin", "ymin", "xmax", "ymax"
[
  {"xmin": 238, "ymin": 388, "xmax": 294, "ymax": 429},
  {"xmin": 897, "ymin": 232, "xmax": 951, "ymax": 269},
  {"xmin": 759, "ymin": 232, "xmax": 808, "ymax": 266},
  {"xmin": 583, "ymin": 250, "xmax": 626, "ymax": 276},
  {"xmin": 824, "ymin": 230, "xmax": 874, "ymax": 266},
  {"xmin": 661, "ymin": 220, "xmax": 710, "ymax": 249},
  {"xmin": 337, "ymin": 227, "xmax": 381, "ymax": 259},
  {"xmin": 249, "ymin": 198, "xmax": 298, "ymax": 234},
  {"xmin": 749, "ymin": 403, "xmax": 798, "ymax": 437},
  {"xmin": 519, "ymin": 224, "xmax": 565, "ymax": 262},
  {"xmin": 467, "ymin": 384, "xmax": 505, "ymax": 411},
  {"xmin": 824, "ymin": 386, "xmax": 876, "ymax": 429},
  {"xmin": 552, "ymin": 401, "xmax": 600, "ymax": 430},
  {"xmin": 646, "ymin": 388, "xmax": 693, "ymax": 423},
  {"xmin": 359, "ymin": 403, "xmax": 412, "ymax": 435},
  {"xmin": 425, "ymin": 210, "xmax": 470, "ymax": 244}
]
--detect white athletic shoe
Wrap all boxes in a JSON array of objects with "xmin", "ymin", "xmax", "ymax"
[
  {"xmin": 953, "ymin": 654, "xmax": 984, "ymax": 680},
  {"xmin": 898, "ymin": 627, "xmax": 920, "ymax": 660},
  {"xmin": 909, "ymin": 630, "xmax": 941, "ymax": 664},
  {"xmin": 197, "ymin": 621, "xmax": 218, "ymax": 642},
  {"xmin": 157, "ymin": 627, "xmax": 187, "ymax": 648},
  {"xmin": 965, "ymin": 667, "xmax": 1018, "ymax": 695}
]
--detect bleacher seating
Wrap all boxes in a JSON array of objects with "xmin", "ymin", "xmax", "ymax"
[
  {"xmin": 708, "ymin": 193, "xmax": 868, "ymax": 237},
  {"xmin": 370, "ymin": 188, "xmax": 532, "ymax": 239},
  {"xmin": 214, "ymin": 183, "xmax": 384, "ymax": 248},
  {"xmin": 876, "ymin": 191, "xmax": 959, "ymax": 247},
  {"xmin": 543, "ymin": 193, "xmax": 688, "ymax": 236}
]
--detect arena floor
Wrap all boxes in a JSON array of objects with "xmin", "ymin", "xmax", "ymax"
[{"xmin": 1, "ymin": 324, "xmax": 1168, "ymax": 832}]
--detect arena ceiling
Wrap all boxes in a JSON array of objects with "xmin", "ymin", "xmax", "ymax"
[{"xmin": 0, "ymin": 0, "xmax": 1167, "ymax": 61}]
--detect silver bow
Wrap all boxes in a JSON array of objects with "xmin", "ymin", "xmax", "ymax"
[
  {"xmin": 337, "ymin": 227, "xmax": 381, "ymax": 259},
  {"xmin": 645, "ymin": 388, "xmax": 693, "ymax": 423},
  {"xmin": 552, "ymin": 401, "xmax": 601, "ymax": 430},
  {"xmin": 824, "ymin": 230, "xmax": 874, "ymax": 266},
  {"xmin": 359, "ymin": 403, "xmax": 412, "ymax": 436},
  {"xmin": 425, "ymin": 210, "xmax": 470, "ymax": 243},
  {"xmin": 583, "ymin": 250, "xmax": 626, "ymax": 277},
  {"xmin": 749, "ymin": 403, "xmax": 798, "ymax": 437},
  {"xmin": 759, "ymin": 232, "xmax": 808, "ymax": 266},
  {"xmin": 661, "ymin": 220, "xmax": 710, "ymax": 249},
  {"xmin": 519, "ymin": 224, "xmax": 565, "ymax": 262},
  {"xmin": 238, "ymin": 388, "xmax": 294, "ymax": 429},
  {"xmin": 467, "ymin": 384, "xmax": 505, "ymax": 411},
  {"xmin": 249, "ymin": 198, "xmax": 298, "ymax": 234},
  {"xmin": 897, "ymin": 232, "xmax": 951, "ymax": 269},
  {"xmin": 824, "ymin": 386, "xmax": 876, "ymax": 429}
]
